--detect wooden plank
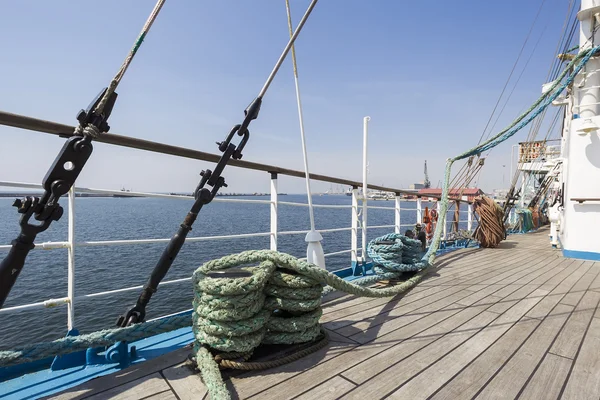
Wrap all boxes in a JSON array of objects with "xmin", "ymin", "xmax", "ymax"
[
  {"xmin": 237, "ymin": 307, "xmax": 465, "ymax": 400},
  {"xmin": 46, "ymin": 347, "xmax": 190, "ymax": 400},
  {"xmin": 525, "ymin": 293, "xmax": 566, "ymax": 320},
  {"xmin": 294, "ymin": 376, "xmax": 355, "ymax": 400},
  {"xmin": 387, "ymin": 294, "xmax": 546, "ymax": 399},
  {"xmin": 82, "ymin": 373, "xmax": 171, "ymax": 400},
  {"xmin": 323, "ymin": 328, "xmax": 359, "ymax": 344},
  {"xmin": 560, "ymin": 262, "xmax": 598, "ymax": 306},
  {"xmin": 550, "ymin": 290, "xmax": 600, "ymax": 359},
  {"xmin": 588, "ymin": 262, "xmax": 600, "ymax": 291},
  {"xmin": 428, "ymin": 312, "xmax": 546, "ymax": 400},
  {"xmin": 332, "ymin": 253, "xmax": 553, "ymax": 336},
  {"xmin": 228, "ymin": 340, "xmax": 356, "ymax": 399},
  {"xmin": 470, "ymin": 304, "xmax": 573, "ymax": 400},
  {"xmin": 561, "ymin": 317, "xmax": 600, "ymax": 400},
  {"xmin": 345, "ymin": 292, "xmax": 471, "ymax": 344},
  {"xmin": 549, "ymin": 260, "xmax": 591, "ymax": 296},
  {"xmin": 341, "ymin": 250, "xmax": 562, "ymax": 343},
  {"xmin": 341, "ymin": 304, "xmax": 493, "ymax": 386},
  {"xmin": 341, "ymin": 310, "xmax": 499, "ymax": 399},
  {"xmin": 420, "ymin": 250, "xmax": 536, "ymax": 287},
  {"xmin": 162, "ymin": 362, "xmax": 208, "ymax": 400},
  {"xmin": 486, "ymin": 299, "xmax": 519, "ymax": 315},
  {"xmin": 519, "ymin": 353, "xmax": 573, "ymax": 400}
]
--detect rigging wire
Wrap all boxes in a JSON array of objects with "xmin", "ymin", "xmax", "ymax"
[
  {"xmin": 475, "ymin": 0, "xmax": 547, "ymax": 146},
  {"xmin": 449, "ymin": 0, "xmax": 546, "ymax": 192},
  {"xmin": 259, "ymin": 0, "xmax": 319, "ymax": 99},
  {"xmin": 285, "ymin": 0, "xmax": 317, "ymax": 232},
  {"xmin": 95, "ymin": 0, "xmax": 167, "ymax": 116}
]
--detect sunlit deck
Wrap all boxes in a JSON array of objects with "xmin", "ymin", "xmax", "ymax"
[{"xmin": 46, "ymin": 228, "xmax": 600, "ymax": 400}]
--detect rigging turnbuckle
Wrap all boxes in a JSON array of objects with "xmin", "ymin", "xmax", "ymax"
[
  {"xmin": 0, "ymin": 88, "xmax": 118, "ymax": 309},
  {"xmin": 194, "ymin": 97, "xmax": 261, "ymax": 203},
  {"xmin": 115, "ymin": 97, "xmax": 262, "ymax": 327}
]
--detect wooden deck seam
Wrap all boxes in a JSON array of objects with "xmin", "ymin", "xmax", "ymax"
[
  {"xmin": 421, "ymin": 249, "xmax": 534, "ymax": 285},
  {"xmin": 334, "ymin": 253, "xmax": 560, "ymax": 341},
  {"xmin": 518, "ymin": 301, "xmax": 590, "ymax": 400},
  {"xmin": 470, "ymin": 300, "xmax": 574, "ymax": 399},
  {"xmin": 556, "ymin": 291, "xmax": 600, "ymax": 399},
  {"xmin": 320, "ymin": 250, "xmax": 517, "ymax": 322},
  {"xmin": 138, "ymin": 389, "xmax": 174, "ymax": 400},
  {"xmin": 325, "ymin": 255, "xmax": 533, "ymax": 333},
  {"xmin": 427, "ymin": 259, "xmax": 590, "ymax": 400},
  {"xmin": 328, "ymin": 248, "xmax": 569, "ymax": 397},
  {"xmin": 421, "ymin": 250, "xmax": 538, "ymax": 286},
  {"xmin": 384, "ymin": 254, "xmax": 584, "ymax": 399},
  {"xmin": 159, "ymin": 370, "xmax": 183, "ymax": 400}
]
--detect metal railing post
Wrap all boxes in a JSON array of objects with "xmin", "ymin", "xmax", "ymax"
[
  {"xmin": 351, "ymin": 187, "xmax": 359, "ymax": 265},
  {"xmin": 67, "ymin": 187, "xmax": 75, "ymax": 331},
  {"xmin": 270, "ymin": 172, "xmax": 278, "ymax": 251},
  {"xmin": 416, "ymin": 196, "xmax": 422, "ymax": 224},
  {"xmin": 394, "ymin": 193, "xmax": 401, "ymax": 234}
]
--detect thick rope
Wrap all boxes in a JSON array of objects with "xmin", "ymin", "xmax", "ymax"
[
  {"xmin": 190, "ymin": 249, "xmax": 429, "ymax": 399},
  {"xmin": 367, "ymin": 233, "xmax": 426, "ymax": 273},
  {"xmin": 94, "ymin": 0, "xmax": 167, "ymax": 116},
  {"xmin": 0, "ymin": 314, "xmax": 189, "ymax": 367},
  {"xmin": 423, "ymin": 45, "xmax": 600, "ymax": 265},
  {"xmin": 472, "ymin": 195, "xmax": 505, "ymax": 248}
]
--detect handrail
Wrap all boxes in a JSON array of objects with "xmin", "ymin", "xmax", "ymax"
[
  {"xmin": 0, "ymin": 247, "xmax": 363, "ymax": 314},
  {"xmin": 571, "ymin": 198, "xmax": 600, "ymax": 203},
  {"xmin": 0, "ymin": 110, "xmax": 457, "ymax": 200}
]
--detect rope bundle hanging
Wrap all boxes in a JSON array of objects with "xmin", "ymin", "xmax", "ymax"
[
  {"xmin": 472, "ymin": 195, "xmax": 505, "ymax": 248},
  {"xmin": 510, "ymin": 208, "xmax": 535, "ymax": 233}
]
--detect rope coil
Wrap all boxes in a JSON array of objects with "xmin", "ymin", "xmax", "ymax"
[{"xmin": 367, "ymin": 233, "xmax": 426, "ymax": 274}]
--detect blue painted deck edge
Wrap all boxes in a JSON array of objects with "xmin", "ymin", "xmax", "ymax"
[{"xmin": 562, "ymin": 248, "xmax": 600, "ymax": 261}]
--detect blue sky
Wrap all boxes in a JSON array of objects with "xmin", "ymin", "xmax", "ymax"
[{"xmin": 0, "ymin": 0, "xmax": 573, "ymax": 194}]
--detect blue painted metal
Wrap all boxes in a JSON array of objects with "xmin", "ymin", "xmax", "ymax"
[
  {"xmin": 0, "ymin": 326, "xmax": 194, "ymax": 400},
  {"xmin": 562, "ymin": 248, "xmax": 600, "ymax": 261},
  {"xmin": 50, "ymin": 329, "xmax": 86, "ymax": 371}
]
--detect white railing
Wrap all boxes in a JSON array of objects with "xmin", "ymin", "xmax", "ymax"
[{"xmin": 0, "ymin": 179, "xmax": 475, "ymax": 333}]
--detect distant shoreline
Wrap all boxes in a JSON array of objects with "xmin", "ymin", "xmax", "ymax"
[{"xmin": 0, "ymin": 192, "xmax": 292, "ymax": 198}]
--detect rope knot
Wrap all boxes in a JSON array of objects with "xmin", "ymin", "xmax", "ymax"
[{"xmin": 73, "ymin": 124, "xmax": 102, "ymax": 139}]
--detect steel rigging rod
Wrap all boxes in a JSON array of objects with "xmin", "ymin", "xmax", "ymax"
[
  {"xmin": 116, "ymin": 0, "xmax": 320, "ymax": 327},
  {"xmin": 0, "ymin": 0, "xmax": 167, "ymax": 309}
]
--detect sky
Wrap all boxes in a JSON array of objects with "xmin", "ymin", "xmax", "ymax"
[{"xmin": 0, "ymin": 0, "xmax": 575, "ymax": 195}]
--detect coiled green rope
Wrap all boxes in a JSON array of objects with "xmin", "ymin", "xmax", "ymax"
[
  {"xmin": 191, "ymin": 249, "xmax": 429, "ymax": 399},
  {"xmin": 367, "ymin": 233, "xmax": 426, "ymax": 274}
]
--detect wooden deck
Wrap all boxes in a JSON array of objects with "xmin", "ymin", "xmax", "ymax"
[{"xmin": 47, "ymin": 228, "xmax": 600, "ymax": 400}]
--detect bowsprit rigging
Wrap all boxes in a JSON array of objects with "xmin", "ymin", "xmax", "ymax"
[
  {"xmin": 0, "ymin": 0, "xmax": 167, "ymax": 309},
  {"xmin": 116, "ymin": 0, "xmax": 321, "ymax": 327}
]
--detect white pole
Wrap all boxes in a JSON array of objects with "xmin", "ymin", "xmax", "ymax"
[
  {"xmin": 285, "ymin": 0, "xmax": 324, "ymax": 268},
  {"xmin": 67, "ymin": 187, "xmax": 75, "ymax": 331},
  {"xmin": 416, "ymin": 196, "xmax": 423, "ymax": 224},
  {"xmin": 394, "ymin": 194, "xmax": 401, "ymax": 234},
  {"xmin": 438, "ymin": 201, "xmax": 446, "ymax": 240},
  {"xmin": 270, "ymin": 173, "xmax": 278, "ymax": 251},
  {"xmin": 362, "ymin": 116, "xmax": 370, "ymax": 262},
  {"xmin": 467, "ymin": 203, "xmax": 473, "ymax": 231},
  {"xmin": 351, "ymin": 187, "xmax": 359, "ymax": 264}
]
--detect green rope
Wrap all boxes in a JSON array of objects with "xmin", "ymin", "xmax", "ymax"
[
  {"xmin": 423, "ymin": 45, "xmax": 600, "ymax": 265},
  {"xmin": 0, "ymin": 314, "xmax": 190, "ymax": 367},
  {"xmin": 366, "ymin": 233, "xmax": 426, "ymax": 273},
  {"xmin": 190, "ymin": 249, "xmax": 429, "ymax": 399}
]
